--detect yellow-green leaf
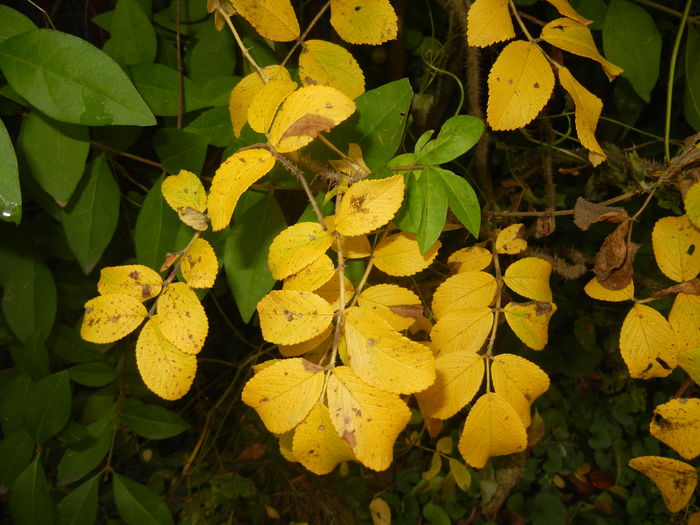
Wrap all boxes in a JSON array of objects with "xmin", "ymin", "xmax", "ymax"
[
  {"xmin": 326, "ymin": 366, "xmax": 411, "ymax": 471},
  {"xmin": 299, "ymin": 40, "xmax": 365, "ymax": 99},
  {"xmin": 503, "ymin": 257, "xmax": 553, "ymax": 302},
  {"xmin": 329, "ymin": 0, "xmax": 398, "ymax": 45},
  {"xmin": 369, "ymin": 497, "xmax": 392, "ymax": 525},
  {"xmin": 431, "ymin": 271, "xmax": 497, "ymax": 319},
  {"xmin": 584, "ymin": 276, "xmax": 634, "ymax": 302},
  {"xmin": 241, "ymin": 357, "xmax": 325, "ymax": 434},
  {"xmin": 230, "ymin": 66, "xmax": 291, "ymax": 136},
  {"xmin": 161, "ymin": 170, "xmax": 208, "ymax": 229},
  {"xmin": 652, "ymin": 215, "xmax": 700, "ymax": 282},
  {"xmin": 248, "ymin": 79, "xmax": 298, "ymax": 134},
  {"xmin": 458, "ymin": 392, "xmax": 527, "ymax": 468},
  {"xmin": 343, "ymin": 306, "xmax": 435, "ymax": 394},
  {"xmin": 156, "ymin": 282, "xmax": 208, "ymax": 354},
  {"xmin": 268, "ymin": 85, "xmax": 356, "ymax": 153},
  {"xmin": 467, "ymin": 0, "xmax": 514, "ymax": 47},
  {"xmin": 283, "ymin": 254, "xmax": 335, "ymax": 292},
  {"xmin": 495, "ymin": 223, "xmax": 526, "ymax": 254},
  {"xmin": 268, "ymin": 222, "xmax": 335, "ymax": 280},
  {"xmin": 430, "ymin": 307, "xmax": 493, "ymax": 355},
  {"xmin": 628, "ymin": 456, "xmax": 697, "ymax": 513},
  {"xmin": 257, "ymin": 290, "xmax": 334, "ymax": 345},
  {"xmin": 81, "ymin": 294, "xmax": 147, "ymax": 344},
  {"xmin": 449, "ymin": 458, "xmax": 472, "ymax": 491},
  {"xmin": 229, "ymin": 0, "xmax": 300, "ymax": 42},
  {"xmin": 619, "ymin": 304, "xmax": 678, "ymax": 379},
  {"xmin": 357, "ymin": 284, "xmax": 422, "ymax": 331},
  {"xmin": 136, "ymin": 318, "xmax": 197, "ymax": 401},
  {"xmin": 503, "ymin": 301, "xmax": 556, "ymax": 351},
  {"xmin": 670, "ymin": 293, "xmax": 700, "ymax": 352},
  {"xmin": 423, "ymin": 451, "xmax": 442, "ymax": 480},
  {"xmin": 557, "ymin": 66, "xmax": 606, "ymax": 165},
  {"xmin": 491, "ymin": 353, "xmax": 550, "ymax": 426},
  {"xmin": 373, "ymin": 233, "xmax": 440, "ymax": 277},
  {"xmin": 334, "ymin": 175, "xmax": 404, "ymax": 236},
  {"xmin": 649, "ymin": 398, "xmax": 700, "ymax": 460},
  {"xmin": 415, "ymin": 350, "xmax": 484, "ymax": 420},
  {"xmin": 685, "ymin": 181, "xmax": 700, "ymax": 228},
  {"xmin": 181, "ymin": 238, "xmax": 218, "ymax": 289},
  {"xmin": 97, "ymin": 265, "xmax": 163, "ymax": 301},
  {"xmin": 292, "ymin": 402, "xmax": 355, "ymax": 474},
  {"xmin": 447, "ymin": 246, "xmax": 492, "ymax": 273},
  {"xmin": 487, "ymin": 41, "xmax": 555, "ymax": 131},
  {"xmin": 540, "ymin": 18, "xmax": 622, "ymax": 81}
]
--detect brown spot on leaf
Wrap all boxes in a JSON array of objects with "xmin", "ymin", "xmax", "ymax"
[
  {"xmin": 350, "ymin": 194, "xmax": 367, "ymax": 213},
  {"xmin": 141, "ymin": 285, "xmax": 152, "ymax": 299},
  {"xmin": 367, "ymin": 338, "xmax": 375, "ymax": 346},
  {"xmin": 342, "ymin": 430, "xmax": 357, "ymax": 448},
  {"xmin": 534, "ymin": 302, "xmax": 552, "ymax": 316},
  {"xmin": 129, "ymin": 271, "xmax": 139, "ymax": 280},
  {"xmin": 280, "ymin": 114, "xmax": 335, "ymax": 141},
  {"xmin": 388, "ymin": 304, "xmax": 423, "ymax": 319},
  {"xmin": 534, "ymin": 82, "xmax": 540, "ymax": 88},
  {"xmin": 304, "ymin": 76, "xmax": 317, "ymax": 85}
]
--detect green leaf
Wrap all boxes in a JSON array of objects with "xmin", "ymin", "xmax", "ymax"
[
  {"xmin": 24, "ymin": 370, "xmax": 71, "ymax": 442},
  {"xmin": 61, "ymin": 155, "xmax": 120, "ymax": 274},
  {"xmin": 49, "ymin": 324, "xmax": 107, "ymax": 364},
  {"xmin": 184, "ymin": 106, "xmax": 235, "ymax": 147},
  {"xmin": 413, "ymin": 115, "xmax": 484, "ymax": 165},
  {"xmin": 570, "ymin": 0, "xmax": 608, "ymax": 31},
  {"xmin": 11, "ymin": 335, "xmax": 50, "ymax": 380},
  {"xmin": 68, "ymin": 363, "xmax": 117, "ymax": 387},
  {"xmin": 113, "ymin": 472, "xmax": 175, "ymax": 525},
  {"xmin": 10, "ymin": 456, "xmax": 56, "ymax": 525},
  {"xmin": 433, "ymin": 168, "xmax": 481, "ymax": 237},
  {"xmin": 684, "ymin": 26, "xmax": 700, "ymax": 132},
  {"xmin": 57, "ymin": 474, "xmax": 99, "ymax": 525},
  {"xmin": 0, "ymin": 429, "xmax": 34, "ymax": 492},
  {"xmin": 0, "ymin": 29, "xmax": 155, "ymax": 126},
  {"xmin": 187, "ymin": 29, "xmax": 236, "ymax": 83},
  {"xmin": 0, "ymin": 6, "xmax": 36, "ymax": 45},
  {"xmin": 2, "ymin": 255, "xmax": 57, "ymax": 343},
  {"xmin": 110, "ymin": 0, "xmax": 156, "ymax": 66},
  {"xmin": 422, "ymin": 503, "xmax": 451, "ymax": 525},
  {"xmin": 0, "ymin": 117, "xmax": 21, "ymax": 224},
  {"xmin": 0, "ymin": 372, "xmax": 32, "ymax": 435},
  {"xmin": 130, "ymin": 63, "xmax": 209, "ymax": 116},
  {"xmin": 395, "ymin": 171, "xmax": 447, "ymax": 253},
  {"xmin": 19, "ymin": 111, "xmax": 89, "ymax": 205},
  {"xmin": 529, "ymin": 491, "xmax": 566, "ymax": 524},
  {"xmin": 121, "ymin": 400, "xmax": 190, "ymax": 439},
  {"xmin": 153, "ymin": 127, "xmax": 208, "ymax": 174},
  {"xmin": 57, "ymin": 418, "xmax": 112, "ymax": 486},
  {"xmin": 224, "ymin": 191, "xmax": 286, "ymax": 323},
  {"xmin": 603, "ymin": 0, "xmax": 661, "ymax": 102}
]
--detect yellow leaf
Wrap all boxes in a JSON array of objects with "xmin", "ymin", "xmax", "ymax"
[
  {"xmin": 689, "ymin": 511, "xmax": 700, "ymax": 525},
  {"xmin": 467, "ymin": 0, "xmax": 514, "ymax": 47},
  {"xmin": 81, "ymin": 294, "xmax": 147, "ymax": 344},
  {"xmin": 423, "ymin": 451, "xmax": 442, "ymax": 480},
  {"xmin": 503, "ymin": 257, "xmax": 553, "ymax": 302},
  {"xmin": 679, "ymin": 347, "xmax": 700, "ymax": 386},
  {"xmin": 449, "ymin": 458, "xmax": 472, "ymax": 491},
  {"xmin": 135, "ymin": 318, "xmax": 197, "ymax": 401},
  {"xmin": 278, "ymin": 324, "xmax": 333, "ymax": 357},
  {"xmin": 97, "ymin": 265, "xmax": 162, "ymax": 301},
  {"xmin": 649, "ymin": 398, "xmax": 700, "ymax": 460},
  {"xmin": 540, "ymin": 18, "xmax": 622, "ymax": 81},
  {"xmin": 447, "ymin": 246, "xmax": 492, "ymax": 273},
  {"xmin": 415, "ymin": 350, "xmax": 485, "ymax": 420},
  {"xmin": 652, "ymin": 215, "xmax": 700, "ymax": 282},
  {"xmin": 335, "ymin": 234, "xmax": 372, "ymax": 259},
  {"xmin": 241, "ymin": 357, "xmax": 325, "ymax": 434},
  {"xmin": 329, "ymin": 0, "xmax": 398, "ymax": 45},
  {"xmin": 491, "ymin": 353, "xmax": 550, "ymax": 427},
  {"xmin": 161, "ymin": 170, "xmax": 208, "ymax": 229},
  {"xmin": 329, "ymin": 143, "xmax": 371, "ymax": 180},
  {"xmin": 495, "ymin": 223, "xmax": 526, "ymax": 254},
  {"xmin": 557, "ymin": 66, "xmax": 606, "ymax": 165},
  {"xmin": 431, "ymin": 271, "xmax": 497, "ymax": 319},
  {"xmin": 248, "ymin": 79, "xmax": 298, "ymax": 134},
  {"xmin": 584, "ymin": 276, "xmax": 634, "ymax": 302},
  {"xmin": 283, "ymin": 254, "xmax": 335, "ymax": 292},
  {"xmin": 299, "ymin": 40, "xmax": 365, "ymax": 99},
  {"xmin": 313, "ymin": 272, "xmax": 355, "ymax": 310},
  {"xmin": 357, "ymin": 284, "xmax": 422, "ymax": 331},
  {"xmin": 544, "ymin": 0, "xmax": 592, "ymax": 24},
  {"xmin": 268, "ymin": 221, "xmax": 335, "ymax": 280},
  {"xmin": 181, "ymin": 238, "xmax": 218, "ymax": 289},
  {"xmin": 229, "ymin": 0, "xmax": 299, "ymax": 42},
  {"xmin": 373, "ymin": 233, "xmax": 440, "ymax": 277},
  {"xmin": 503, "ymin": 301, "xmax": 557, "ymax": 350},
  {"xmin": 430, "ymin": 307, "xmax": 493, "ymax": 355},
  {"xmin": 487, "ymin": 41, "xmax": 555, "ymax": 131},
  {"xmin": 334, "ymin": 175, "xmax": 404, "ymax": 236},
  {"xmin": 230, "ymin": 66, "xmax": 291, "ymax": 136},
  {"xmin": 257, "ymin": 290, "xmax": 334, "ymax": 345},
  {"xmin": 326, "ymin": 366, "xmax": 411, "ymax": 471},
  {"xmin": 670, "ymin": 293, "xmax": 700, "ymax": 351},
  {"xmin": 268, "ymin": 85, "xmax": 356, "ymax": 153},
  {"xmin": 369, "ymin": 497, "xmax": 392, "ymax": 525},
  {"xmin": 436, "ymin": 436, "xmax": 453, "ymax": 454},
  {"xmin": 458, "ymin": 392, "xmax": 527, "ymax": 468},
  {"xmin": 157, "ymin": 282, "xmax": 208, "ymax": 354},
  {"xmin": 292, "ymin": 403, "xmax": 355, "ymax": 475},
  {"xmin": 685, "ymin": 181, "xmax": 700, "ymax": 228},
  {"xmin": 278, "ymin": 430, "xmax": 297, "ymax": 462},
  {"xmin": 628, "ymin": 456, "xmax": 697, "ymax": 513},
  {"xmin": 343, "ymin": 306, "xmax": 435, "ymax": 394},
  {"xmin": 208, "ymin": 149, "xmax": 276, "ymax": 231},
  {"xmin": 620, "ymin": 304, "xmax": 678, "ymax": 379}
]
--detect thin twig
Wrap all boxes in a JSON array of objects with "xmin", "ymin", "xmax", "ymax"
[
  {"xmin": 281, "ymin": 1, "xmax": 331, "ymax": 67},
  {"xmin": 218, "ymin": 6, "xmax": 268, "ymax": 81},
  {"xmin": 271, "ymin": 149, "xmax": 327, "ymax": 229},
  {"xmin": 91, "ymin": 141, "xmax": 164, "ymax": 169}
]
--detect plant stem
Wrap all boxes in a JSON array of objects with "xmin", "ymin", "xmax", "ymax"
[
  {"xmin": 281, "ymin": 1, "xmax": 331, "ymax": 67},
  {"xmin": 90, "ymin": 141, "xmax": 164, "ymax": 169},
  {"xmin": 219, "ymin": 7, "xmax": 268, "ymax": 81},
  {"xmin": 271, "ymin": 150, "xmax": 328, "ymax": 229}
]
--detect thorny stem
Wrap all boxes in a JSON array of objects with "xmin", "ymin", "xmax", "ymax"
[
  {"xmin": 327, "ymin": 202, "xmax": 347, "ymax": 371},
  {"xmin": 484, "ymin": 247, "xmax": 504, "ymax": 392},
  {"xmin": 219, "ymin": 7, "xmax": 268, "ymax": 81},
  {"xmin": 281, "ymin": 1, "xmax": 331, "ymax": 67}
]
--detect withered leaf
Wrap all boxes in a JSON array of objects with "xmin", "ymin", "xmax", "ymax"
[
  {"xmin": 594, "ymin": 222, "xmax": 629, "ymax": 281},
  {"xmin": 280, "ymin": 114, "xmax": 336, "ymax": 141},
  {"xmin": 652, "ymin": 278, "xmax": 700, "ymax": 298},
  {"xmin": 573, "ymin": 197, "xmax": 628, "ymax": 231}
]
